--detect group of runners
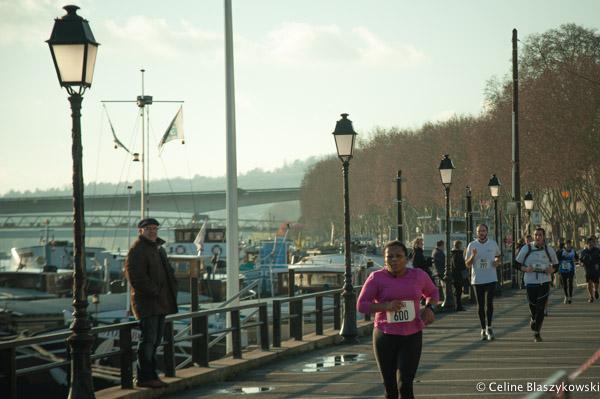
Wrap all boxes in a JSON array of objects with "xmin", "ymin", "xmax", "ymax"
[{"xmin": 357, "ymin": 225, "xmax": 600, "ymax": 399}]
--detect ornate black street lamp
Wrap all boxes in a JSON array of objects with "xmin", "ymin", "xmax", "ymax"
[
  {"xmin": 438, "ymin": 154, "xmax": 455, "ymax": 310},
  {"xmin": 524, "ymin": 191, "xmax": 534, "ymax": 234},
  {"xmin": 488, "ymin": 174, "xmax": 502, "ymax": 292},
  {"xmin": 488, "ymin": 174, "xmax": 501, "ymax": 243},
  {"xmin": 47, "ymin": 5, "xmax": 99, "ymax": 398},
  {"xmin": 332, "ymin": 113, "xmax": 358, "ymax": 342},
  {"xmin": 465, "ymin": 186, "xmax": 475, "ymax": 302}
]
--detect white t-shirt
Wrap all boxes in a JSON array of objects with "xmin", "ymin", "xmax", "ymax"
[
  {"xmin": 465, "ymin": 239, "xmax": 501, "ymax": 285},
  {"xmin": 515, "ymin": 244, "xmax": 558, "ymax": 285}
]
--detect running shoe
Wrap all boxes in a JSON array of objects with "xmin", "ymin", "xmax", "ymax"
[
  {"xmin": 534, "ymin": 333, "xmax": 543, "ymax": 342},
  {"xmin": 530, "ymin": 319, "xmax": 537, "ymax": 331},
  {"xmin": 589, "ymin": 297, "xmax": 594, "ymax": 303},
  {"xmin": 486, "ymin": 327, "xmax": 495, "ymax": 341},
  {"xmin": 568, "ymin": 298, "xmax": 572, "ymax": 304},
  {"xmin": 563, "ymin": 297, "xmax": 568, "ymax": 304},
  {"xmin": 595, "ymin": 291, "xmax": 599, "ymax": 300},
  {"xmin": 480, "ymin": 329, "xmax": 487, "ymax": 341}
]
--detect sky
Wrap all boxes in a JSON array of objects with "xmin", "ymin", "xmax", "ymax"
[{"xmin": 1, "ymin": 0, "xmax": 599, "ymax": 196}]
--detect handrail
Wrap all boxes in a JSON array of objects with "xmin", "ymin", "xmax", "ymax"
[{"xmin": 0, "ymin": 284, "xmax": 363, "ymax": 399}]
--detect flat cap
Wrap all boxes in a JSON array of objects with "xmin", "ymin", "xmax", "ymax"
[{"xmin": 138, "ymin": 218, "xmax": 160, "ymax": 228}]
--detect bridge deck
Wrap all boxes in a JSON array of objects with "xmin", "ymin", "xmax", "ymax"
[{"xmin": 161, "ymin": 287, "xmax": 600, "ymax": 399}]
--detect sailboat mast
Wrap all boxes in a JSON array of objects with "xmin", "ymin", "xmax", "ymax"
[
  {"xmin": 138, "ymin": 69, "xmax": 151, "ymax": 218},
  {"xmin": 140, "ymin": 69, "xmax": 146, "ymax": 219}
]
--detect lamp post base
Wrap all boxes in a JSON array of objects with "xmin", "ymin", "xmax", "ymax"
[
  {"xmin": 339, "ymin": 288, "xmax": 358, "ymax": 343},
  {"xmin": 440, "ymin": 277, "xmax": 455, "ymax": 311}
]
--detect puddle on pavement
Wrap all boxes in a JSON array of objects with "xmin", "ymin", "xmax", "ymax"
[
  {"xmin": 302, "ymin": 353, "xmax": 365, "ymax": 372},
  {"xmin": 220, "ymin": 387, "xmax": 274, "ymax": 394}
]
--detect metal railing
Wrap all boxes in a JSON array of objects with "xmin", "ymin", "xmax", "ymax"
[{"xmin": 0, "ymin": 285, "xmax": 366, "ymax": 399}]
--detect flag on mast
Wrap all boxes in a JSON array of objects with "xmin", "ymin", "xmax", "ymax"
[
  {"xmin": 103, "ymin": 103, "xmax": 131, "ymax": 154},
  {"xmin": 158, "ymin": 106, "xmax": 184, "ymax": 153},
  {"xmin": 193, "ymin": 220, "xmax": 207, "ymax": 254}
]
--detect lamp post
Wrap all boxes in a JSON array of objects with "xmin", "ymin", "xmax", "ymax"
[
  {"xmin": 465, "ymin": 186, "xmax": 475, "ymax": 302},
  {"xmin": 47, "ymin": 5, "xmax": 99, "ymax": 399},
  {"xmin": 524, "ymin": 191, "xmax": 534, "ymax": 235},
  {"xmin": 488, "ymin": 174, "xmax": 502, "ymax": 292},
  {"xmin": 438, "ymin": 154, "xmax": 455, "ymax": 310},
  {"xmin": 396, "ymin": 170, "xmax": 403, "ymax": 241},
  {"xmin": 332, "ymin": 113, "xmax": 358, "ymax": 342},
  {"xmin": 488, "ymin": 175, "xmax": 501, "ymax": 243}
]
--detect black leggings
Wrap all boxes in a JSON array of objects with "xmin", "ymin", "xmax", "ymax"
[
  {"xmin": 560, "ymin": 272, "xmax": 574, "ymax": 298},
  {"xmin": 527, "ymin": 282, "xmax": 550, "ymax": 332},
  {"xmin": 373, "ymin": 328, "xmax": 423, "ymax": 399},
  {"xmin": 474, "ymin": 282, "xmax": 495, "ymax": 329},
  {"xmin": 453, "ymin": 283, "xmax": 464, "ymax": 309}
]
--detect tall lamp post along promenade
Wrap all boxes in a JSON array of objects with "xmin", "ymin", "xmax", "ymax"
[
  {"xmin": 47, "ymin": 5, "xmax": 99, "ymax": 399},
  {"xmin": 438, "ymin": 154, "xmax": 455, "ymax": 310},
  {"xmin": 524, "ymin": 191, "xmax": 534, "ymax": 235},
  {"xmin": 332, "ymin": 113, "xmax": 358, "ymax": 342},
  {"xmin": 488, "ymin": 174, "xmax": 502, "ymax": 292}
]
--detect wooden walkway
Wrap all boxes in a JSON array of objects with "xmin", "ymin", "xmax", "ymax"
[{"xmin": 164, "ymin": 287, "xmax": 600, "ymax": 398}]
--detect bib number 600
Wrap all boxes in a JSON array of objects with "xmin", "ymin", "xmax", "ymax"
[{"xmin": 394, "ymin": 310, "xmax": 410, "ymax": 321}]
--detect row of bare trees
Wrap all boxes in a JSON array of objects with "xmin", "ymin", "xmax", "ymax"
[{"xmin": 300, "ymin": 24, "xmax": 600, "ymax": 246}]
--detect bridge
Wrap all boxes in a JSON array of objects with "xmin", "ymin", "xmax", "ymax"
[
  {"xmin": 0, "ymin": 187, "xmax": 300, "ymax": 228},
  {"xmin": 2, "ymin": 279, "xmax": 599, "ymax": 399}
]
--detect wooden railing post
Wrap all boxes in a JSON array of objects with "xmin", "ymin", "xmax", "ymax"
[
  {"xmin": 119, "ymin": 325, "xmax": 133, "ymax": 389},
  {"xmin": 163, "ymin": 321, "xmax": 175, "ymax": 377},
  {"xmin": 259, "ymin": 303, "xmax": 269, "ymax": 350},
  {"xmin": 198, "ymin": 314, "xmax": 209, "ymax": 367},
  {"xmin": 0, "ymin": 347, "xmax": 16, "ymax": 399},
  {"xmin": 333, "ymin": 292, "xmax": 341, "ymax": 330},
  {"xmin": 315, "ymin": 295, "xmax": 323, "ymax": 335},
  {"xmin": 273, "ymin": 300, "xmax": 281, "ymax": 347},
  {"xmin": 291, "ymin": 299, "xmax": 303, "ymax": 340},
  {"xmin": 231, "ymin": 310, "xmax": 242, "ymax": 359}
]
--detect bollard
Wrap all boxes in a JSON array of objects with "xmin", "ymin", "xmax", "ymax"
[{"xmin": 119, "ymin": 326, "xmax": 133, "ymax": 389}]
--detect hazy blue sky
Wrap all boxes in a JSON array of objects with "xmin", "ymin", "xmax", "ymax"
[{"xmin": 1, "ymin": 0, "xmax": 599, "ymax": 195}]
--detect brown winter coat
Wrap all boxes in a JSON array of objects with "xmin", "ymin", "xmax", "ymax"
[{"xmin": 125, "ymin": 235, "xmax": 178, "ymax": 319}]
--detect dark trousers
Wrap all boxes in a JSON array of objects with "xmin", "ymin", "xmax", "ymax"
[
  {"xmin": 137, "ymin": 315, "xmax": 166, "ymax": 382},
  {"xmin": 474, "ymin": 282, "xmax": 495, "ymax": 329},
  {"xmin": 560, "ymin": 272, "xmax": 574, "ymax": 298},
  {"xmin": 373, "ymin": 328, "xmax": 422, "ymax": 399},
  {"xmin": 453, "ymin": 282, "xmax": 464, "ymax": 309},
  {"xmin": 526, "ymin": 282, "xmax": 550, "ymax": 332}
]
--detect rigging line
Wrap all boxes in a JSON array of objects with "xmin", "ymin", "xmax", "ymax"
[
  {"xmin": 183, "ymin": 138, "xmax": 198, "ymax": 217},
  {"xmin": 96, "ymin": 107, "xmax": 142, "ymax": 248},
  {"xmin": 92, "ymin": 102, "xmax": 106, "ymax": 197},
  {"xmin": 148, "ymin": 116, "xmax": 184, "ymax": 220}
]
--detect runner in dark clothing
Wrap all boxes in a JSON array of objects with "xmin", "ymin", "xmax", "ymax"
[
  {"xmin": 451, "ymin": 240, "xmax": 467, "ymax": 311},
  {"xmin": 580, "ymin": 237, "xmax": 600, "ymax": 302}
]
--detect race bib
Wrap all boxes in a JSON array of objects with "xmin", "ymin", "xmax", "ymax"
[
  {"xmin": 478, "ymin": 258, "xmax": 489, "ymax": 269},
  {"xmin": 559, "ymin": 261, "xmax": 571, "ymax": 272},
  {"xmin": 386, "ymin": 301, "xmax": 416, "ymax": 323}
]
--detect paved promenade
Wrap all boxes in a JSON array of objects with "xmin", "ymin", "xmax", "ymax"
[{"xmin": 164, "ymin": 287, "xmax": 600, "ymax": 399}]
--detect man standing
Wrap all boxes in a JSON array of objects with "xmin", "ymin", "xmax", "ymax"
[
  {"xmin": 465, "ymin": 224, "xmax": 501, "ymax": 341},
  {"xmin": 515, "ymin": 227, "xmax": 558, "ymax": 342},
  {"xmin": 431, "ymin": 240, "xmax": 446, "ymax": 302},
  {"xmin": 580, "ymin": 236, "xmax": 600, "ymax": 302},
  {"xmin": 125, "ymin": 218, "xmax": 178, "ymax": 388}
]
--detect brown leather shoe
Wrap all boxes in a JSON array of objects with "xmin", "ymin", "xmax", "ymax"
[{"xmin": 137, "ymin": 379, "xmax": 167, "ymax": 389}]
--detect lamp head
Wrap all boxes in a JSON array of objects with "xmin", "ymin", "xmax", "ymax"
[
  {"xmin": 332, "ymin": 113, "xmax": 357, "ymax": 162},
  {"xmin": 438, "ymin": 154, "xmax": 454, "ymax": 187},
  {"xmin": 524, "ymin": 191, "xmax": 534, "ymax": 210},
  {"xmin": 47, "ymin": 5, "xmax": 99, "ymax": 95},
  {"xmin": 488, "ymin": 174, "xmax": 501, "ymax": 198}
]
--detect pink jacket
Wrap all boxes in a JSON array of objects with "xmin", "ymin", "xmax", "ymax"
[{"xmin": 357, "ymin": 268, "xmax": 438, "ymax": 336}]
